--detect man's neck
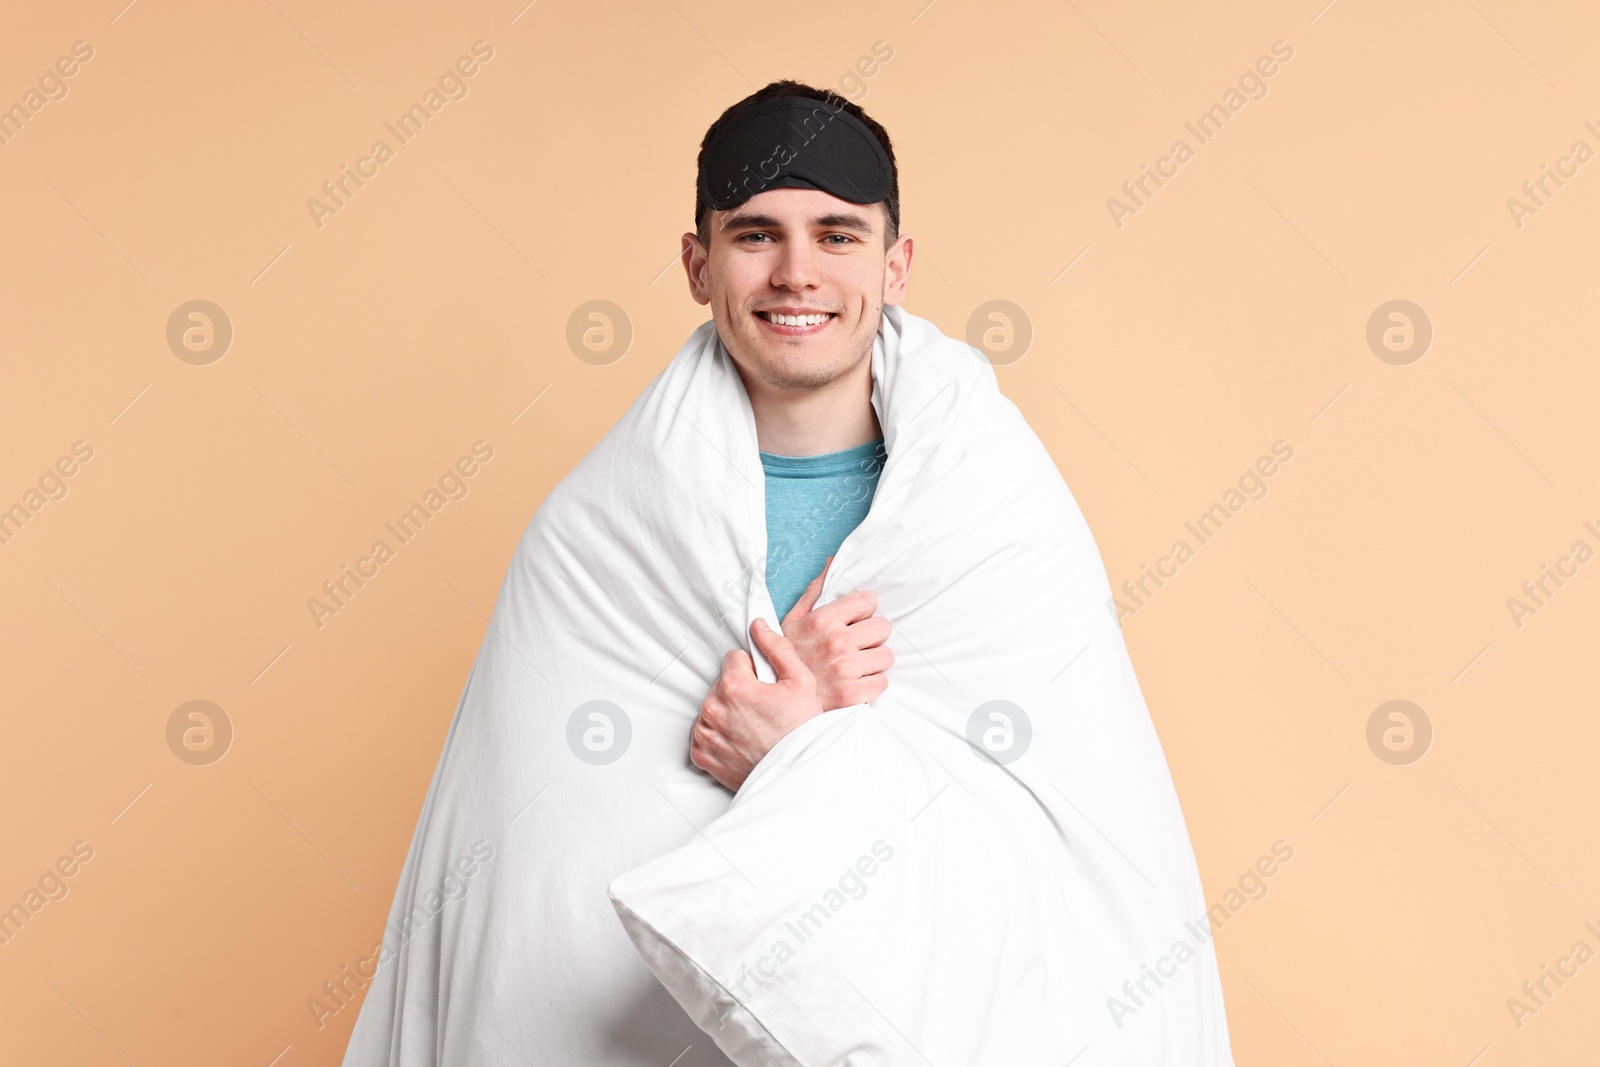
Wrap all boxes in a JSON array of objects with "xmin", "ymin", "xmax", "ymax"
[{"xmin": 742, "ymin": 360, "xmax": 882, "ymax": 458}]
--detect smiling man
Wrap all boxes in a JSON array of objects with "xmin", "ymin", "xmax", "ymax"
[
  {"xmin": 346, "ymin": 77, "xmax": 1234, "ymax": 1067},
  {"xmin": 680, "ymin": 81, "xmax": 905, "ymax": 795}
]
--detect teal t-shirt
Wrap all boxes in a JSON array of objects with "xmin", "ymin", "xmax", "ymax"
[{"xmin": 761, "ymin": 438, "xmax": 887, "ymax": 619}]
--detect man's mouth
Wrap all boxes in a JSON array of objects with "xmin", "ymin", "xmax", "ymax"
[{"xmin": 755, "ymin": 311, "xmax": 837, "ymax": 335}]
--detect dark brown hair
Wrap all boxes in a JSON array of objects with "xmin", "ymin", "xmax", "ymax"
[{"xmin": 694, "ymin": 79, "xmax": 900, "ymax": 250}]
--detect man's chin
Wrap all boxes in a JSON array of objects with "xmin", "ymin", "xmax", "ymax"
[{"xmin": 742, "ymin": 347, "xmax": 846, "ymax": 392}]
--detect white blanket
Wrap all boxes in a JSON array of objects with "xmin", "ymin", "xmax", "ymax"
[{"xmin": 343, "ymin": 305, "xmax": 1234, "ymax": 1066}]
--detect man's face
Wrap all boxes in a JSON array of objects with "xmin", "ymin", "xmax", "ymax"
[{"xmin": 682, "ymin": 187, "xmax": 912, "ymax": 394}]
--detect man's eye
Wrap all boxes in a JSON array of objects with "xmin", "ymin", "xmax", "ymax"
[
  {"xmin": 740, "ymin": 233, "xmax": 771, "ymax": 244},
  {"xmin": 825, "ymin": 234, "xmax": 854, "ymax": 245}
]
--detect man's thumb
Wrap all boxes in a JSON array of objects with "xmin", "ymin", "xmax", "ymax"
[
  {"xmin": 751, "ymin": 618, "xmax": 809, "ymax": 682},
  {"xmin": 786, "ymin": 556, "xmax": 833, "ymax": 621}
]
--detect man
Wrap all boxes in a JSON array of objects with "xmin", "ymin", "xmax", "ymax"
[
  {"xmin": 682, "ymin": 79, "xmax": 906, "ymax": 796},
  {"xmin": 345, "ymin": 78, "xmax": 1233, "ymax": 1067}
]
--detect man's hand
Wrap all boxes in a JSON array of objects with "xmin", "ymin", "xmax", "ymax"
[
  {"xmin": 690, "ymin": 617, "xmax": 824, "ymax": 792},
  {"xmin": 782, "ymin": 556, "xmax": 894, "ymax": 713}
]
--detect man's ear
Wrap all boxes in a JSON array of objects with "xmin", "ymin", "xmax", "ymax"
[
  {"xmin": 681, "ymin": 232, "xmax": 712, "ymax": 306},
  {"xmin": 883, "ymin": 233, "xmax": 913, "ymax": 307}
]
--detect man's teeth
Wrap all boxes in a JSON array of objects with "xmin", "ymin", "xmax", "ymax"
[{"xmin": 762, "ymin": 312, "xmax": 832, "ymax": 326}]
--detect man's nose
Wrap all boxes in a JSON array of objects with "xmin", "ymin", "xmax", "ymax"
[{"xmin": 769, "ymin": 241, "xmax": 821, "ymax": 290}]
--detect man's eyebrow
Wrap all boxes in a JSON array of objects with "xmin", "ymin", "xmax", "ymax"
[{"xmin": 719, "ymin": 211, "xmax": 877, "ymax": 235}]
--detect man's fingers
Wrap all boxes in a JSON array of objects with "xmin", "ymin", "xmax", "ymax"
[
  {"xmin": 810, "ymin": 587, "xmax": 879, "ymax": 628},
  {"xmin": 723, "ymin": 647, "xmax": 755, "ymax": 678},
  {"xmin": 847, "ymin": 614, "xmax": 893, "ymax": 650},
  {"xmin": 783, "ymin": 557, "xmax": 884, "ymax": 636},
  {"xmin": 846, "ymin": 644, "xmax": 895, "ymax": 677},
  {"xmin": 750, "ymin": 617, "xmax": 810, "ymax": 683},
  {"xmin": 690, "ymin": 730, "xmax": 731, "ymax": 780},
  {"xmin": 784, "ymin": 555, "xmax": 834, "ymax": 623},
  {"xmin": 842, "ymin": 672, "xmax": 890, "ymax": 706}
]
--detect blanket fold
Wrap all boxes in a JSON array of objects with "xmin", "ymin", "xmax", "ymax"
[{"xmin": 342, "ymin": 305, "xmax": 1233, "ymax": 1067}]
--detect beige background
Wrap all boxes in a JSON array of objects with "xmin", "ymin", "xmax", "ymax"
[{"xmin": 2, "ymin": 0, "xmax": 1597, "ymax": 1063}]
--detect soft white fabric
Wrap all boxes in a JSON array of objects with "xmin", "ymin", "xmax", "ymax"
[{"xmin": 343, "ymin": 305, "xmax": 1234, "ymax": 1067}]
